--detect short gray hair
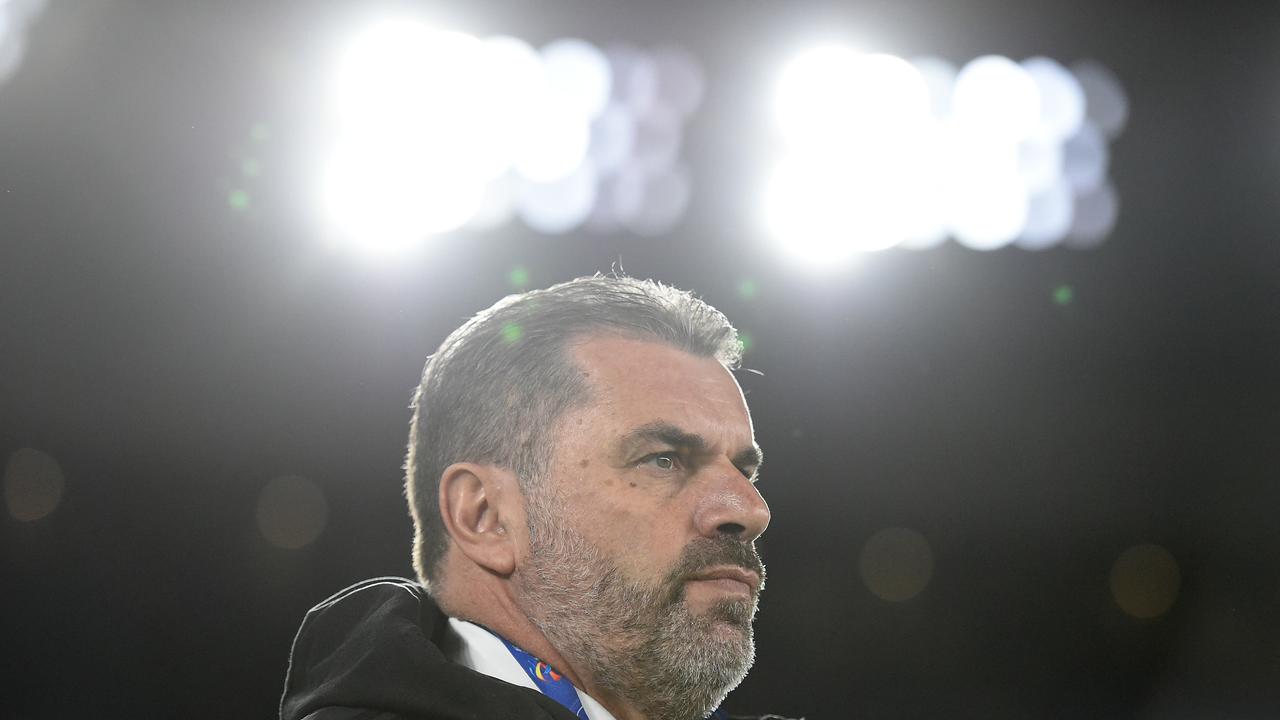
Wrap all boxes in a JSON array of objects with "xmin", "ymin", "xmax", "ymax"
[{"xmin": 404, "ymin": 275, "xmax": 742, "ymax": 590}]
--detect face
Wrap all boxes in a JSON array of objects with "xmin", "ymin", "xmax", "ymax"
[{"xmin": 512, "ymin": 335, "xmax": 771, "ymax": 720}]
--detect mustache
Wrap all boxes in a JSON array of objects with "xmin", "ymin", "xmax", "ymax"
[{"xmin": 665, "ymin": 537, "xmax": 766, "ymax": 596}]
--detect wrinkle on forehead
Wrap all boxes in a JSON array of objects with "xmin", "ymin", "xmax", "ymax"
[{"xmin": 569, "ymin": 335, "xmax": 755, "ymax": 443}]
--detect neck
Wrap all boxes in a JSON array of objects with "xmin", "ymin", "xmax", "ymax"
[{"xmin": 441, "ymin": 576, "xmax": 647, "ymax": 720}]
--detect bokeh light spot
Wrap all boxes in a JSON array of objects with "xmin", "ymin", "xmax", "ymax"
[
  {"xmin": 466, "ymin": 174, "xmax": 518, "ymax": 232},
  {"xmin": 516, "ymin": 162, "xmax": 598, "ymax": 234},
  {"xmin": 859, "ymin": 527, "xmax": 934, "ymax": 602},
  {"xmin": 1053, "ymin": 284, "xmax": 1074, "ymax": 305},
  {"xmin": 1073, "ymin": 59, "xmax": 1129, "ymax": 139},
  {"xmin": 250, "ymin": 123, "xmax": 271, "ymax": 142},
  {"xmin": 4, "ymin": 447, "xmax": 65, "ymax": 522},
  {"xmin": 1063, "ymin": 121, "xmax": 1109, "ymax": 193},
  {"xmin": 951, "ymin": 55, "xmax": 1041, "ymax": 142},
  {"xmin": 508, "ymin": 266, "xmax": 530, "ymax": 289},
  {"xmin": 502, "ymin": 323, "xmax": 524, "ymax": 344},
  {"xmin": 541, "ymin": 38, "xmax": 613, "ymax": 121},
  {"xmin": 738, "ymin": 278, "xmax": 759, "ymax": 301},
  {"xmin": 614, "ymin": 162, "xmax": 690, "ymax": 236},
  {"xmin": 1021, "ymin": 56, "xmax": 1085, "ymax": 141},
  {"xmin": 228, "ymin": 189, "xmax": 250, "ymax": 210},
  {"xmin": 765, "ymin": 48, "xmax": 1124, "ymax": 254},
  {"xmin": 651, "ymin": 45, "xmax": 706, "ymax": 117},
  {"xmin": 1066, "ymin": 181, "xmax": 1119, "ymax": 249},
  {"xmin": 241, "ymin": 157, "xmax": 261, "ymax": 177},
  {"xmin": 1017, "ymin": 177, "xmax": 1075, "ymax": 250},
  {"xmin": 256, "ymin": 475, "xmax": 328, "ymax": 550},
  {"xmin": 1110, "ymin": 543, "xmax": 1180, "ymax": 619},
  {"xmin": 737, "ymin": 332, "xmax": 753, "ymax": 354},
  {"xmin": 909, "ymin": 55, "xmax": 956, "ymax": 119}
]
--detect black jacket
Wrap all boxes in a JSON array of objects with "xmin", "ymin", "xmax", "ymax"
[{"xmin": 280, "ymin": 577, "xmax": 797, "ymax": 720}]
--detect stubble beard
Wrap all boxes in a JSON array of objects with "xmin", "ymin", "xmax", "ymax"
[{"xmin": 514, "ymin": 502, "xmax": 765, "ymax": 720}]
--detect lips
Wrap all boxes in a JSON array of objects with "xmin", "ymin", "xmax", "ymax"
[{"xmin": 688, "ymin": 566, "xmax": 761, "ymax": 595}]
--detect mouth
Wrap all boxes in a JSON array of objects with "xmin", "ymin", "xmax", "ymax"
[{"xmin": 687, "ymin": 566, "xmax": 761, "ymax": 597}]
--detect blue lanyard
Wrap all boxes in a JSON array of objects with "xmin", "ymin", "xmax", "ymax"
[
  {"xmin": 497, "ymin": 635, "xmax": 591, "ymax": 719},
  {"xmin": 494, "ymin": 632, "xmax": 730, "ymax": 720}
]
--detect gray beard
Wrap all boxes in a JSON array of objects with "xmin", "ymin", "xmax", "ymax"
[{"xmin": 514, "ymin": 502, "xmax": 764, "ymax": 720}]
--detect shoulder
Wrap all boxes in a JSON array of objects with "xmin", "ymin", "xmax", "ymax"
[
  {"xmin": 281, "ymin": 577, "xmax": 575, "ymax": 720},
  {"xmin": 297, "ymin": 576, "xmax": 446, "ymax": 644},
  {"xmin": 308, "ymin": 577, "xmax": 430, "ymax": 615}
]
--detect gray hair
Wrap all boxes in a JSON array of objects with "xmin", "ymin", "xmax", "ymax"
[{"xmin": 404, "ymin": 274, "xmax": 742, "ymax": 591}]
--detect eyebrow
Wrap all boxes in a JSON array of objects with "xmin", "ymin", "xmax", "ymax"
[{"xmin": 616, "ymin": 421, "xmax": 765, "ymax": 475}]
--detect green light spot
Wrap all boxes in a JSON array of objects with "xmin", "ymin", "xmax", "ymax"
[
  {"xmin": 738, "ymin": 279, "xmax": 759, "ymax": 301},
  {"xmin": 228, "ymin": 189, "xmax": 250, "ymax": 210},
  {"xmin": 241, "ymin": 157, "xmax": 261, "ymax": 177},
  {"xmin": 508, "ymin": 266, "xmax": 530, "ymax": 289},
  {"xmin": 738, "ymin": 332, "xmax": 753, "ymax": 353},
  {"xmin": 1053, "ymin": 285, "xmax": 1074, "ymax": 306},
  {"xmin": 250, "ymin": 123, "xmax": 270, "ymax": 142},
  {"xmin": 502, "ymin": 323, "xmax": 523, "ymax": 344}
]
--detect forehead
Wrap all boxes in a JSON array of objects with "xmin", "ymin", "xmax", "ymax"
[{"xmin": 568, "ymin": 335, "xmax": 753, "ymax": 439}]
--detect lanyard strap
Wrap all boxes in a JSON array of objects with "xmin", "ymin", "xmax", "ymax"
[{"xmin": 497, "ymin": 635, "xmax": 591, "ymax": 720}]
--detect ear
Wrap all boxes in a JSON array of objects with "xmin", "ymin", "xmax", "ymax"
[{"xmin": 437, "ymin": 462, "xmax": 520, "ymax": 576}]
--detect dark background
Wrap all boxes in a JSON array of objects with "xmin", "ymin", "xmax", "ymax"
[{"xmin": 4, "ymin": 1, "xmax": 1280, "ymax": 718}]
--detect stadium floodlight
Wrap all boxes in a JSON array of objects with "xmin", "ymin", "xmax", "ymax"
[
  {"xmin": 765, "ymin": 43, "xmax": 1126, "ymax": 260},
  {"xmin": 320, "ymin": 17, "xmax": 492, "ymax": 253},
  {"xmin": 319, "ymin": 13, "xmax": 699, "ymax": 247}
]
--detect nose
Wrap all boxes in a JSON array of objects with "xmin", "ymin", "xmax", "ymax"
[{"xmin": 693, "ymin": 462, "xmax": 771, "ymax": 543}]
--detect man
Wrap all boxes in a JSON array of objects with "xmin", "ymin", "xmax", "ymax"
[{"xmin": 281, "ymin": 276, "xmax": 783, "ymax": 720}]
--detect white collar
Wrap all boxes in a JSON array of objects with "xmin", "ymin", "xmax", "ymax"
[{"xmin": 445, "ymin": 617, "xmax": 619, "ymax": 720}]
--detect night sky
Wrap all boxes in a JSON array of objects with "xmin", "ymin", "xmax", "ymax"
[{"xmin": 4, "ymin": 1, "xmax": 1280, "ymax": 718}]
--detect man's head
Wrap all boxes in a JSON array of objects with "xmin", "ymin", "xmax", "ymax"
[{"xmin": 404, "ymin": 275, "xmax": 770, "ymax": 718}]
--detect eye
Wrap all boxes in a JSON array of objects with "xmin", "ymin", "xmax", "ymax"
[{"xmin": 641, "ymin": 453, "xmax": 680, "ymax": 471}]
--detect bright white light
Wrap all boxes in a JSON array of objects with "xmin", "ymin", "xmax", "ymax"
[
  {"xmin": 1022, "ymin": 56, "xmax": 1086, "ymax": 141},
  {"xmin": 514, "ymin": 101, "xmax": 592, "ymax": 182},
  {"xmin": 776, "ymin": 48, "xmax": 930, "ymax": 154},
  {"xmin": 466, "ymin": 174, "xmax": 518, "ymax": 231},
  {"xmin": 481, "ymin": 35, "xmax": 547, "ymax": 108},
  {"xmin": 763, "ymin": 158, "xmax": 861, "ymax": 265},
  {"xmin": 333, "ymin": 22, "xmax": 484, "ymax": 135},
  {"xmin": 765, "ymin": 48, "xmax": 1123, "ymax": 256},
  {"xmin": 774, "ymin": 45, "xmax": 863, "ymax": 150},
  {"xmin": 323, "ymin": 18, "xmax": 500, "ymax": 250},
  {"xmin": 896, "ymin": 123, "xmax": 951, "ymax": 250},
  {"xmin": 541, "ymin": 38, "xmax": 612, "ymax": 120},
  {"xmin": 764, "ymin": 152, "xmax": 917, "ymax": 265},
  {"xmin": 470, "ymin": 35, "xmax": 548, "ymax": 180},
  {"xmin": 321, "ymin": 143, "xmax": 483, "ymax": 250},
  {"xmin": 1017, "ymin": 177, "xmax": 1074, "ymax": 250},
  {"xmin": 516, "ymin": 161, "xmax": 598, "ymax": 234},
  {"xmin": 945, "ymin": 144, "xmax": 1029, "ymax": 250},
  {"xmin": 911, "ymin": 55, "xmax": 958, "ymax": 120},
  {"xmin": 951, "ymin": 55, "xmax": 1042, "ymax": 142},
  {"xmin": 322, "ymin": 19, "xmax": 699, "ymax": 241}
]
